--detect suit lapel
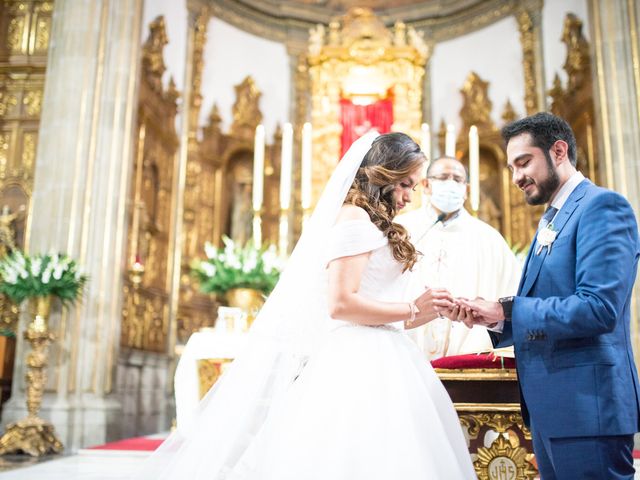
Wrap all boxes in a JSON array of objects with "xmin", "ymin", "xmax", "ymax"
[{"xmin": 519, "ymin": 180, "xmax": 590, "ymax": 297}]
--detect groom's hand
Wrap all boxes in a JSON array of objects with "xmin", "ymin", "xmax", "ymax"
[
  {"xmin": 455, "ymin": 297, "xmax": 503, "ymax": 328},
  {"xmin": 442, "ymin": 302, "xmax": 476, "ymax": 328}
]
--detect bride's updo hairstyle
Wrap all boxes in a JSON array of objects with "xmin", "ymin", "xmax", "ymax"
[{"xmin": 344, "ymin": 132, "xmax": 425, "ymax": 271}]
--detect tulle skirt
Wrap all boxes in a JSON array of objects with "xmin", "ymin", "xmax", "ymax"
[{"xmin": 227, "ymin": 322, "xmax": 477, "ymax": 479}]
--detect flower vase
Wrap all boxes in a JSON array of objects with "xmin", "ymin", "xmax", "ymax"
[
  {"xmin": 0, "ymin": 294, "xmax": 63, "ymax": 456},
  {"xmin": 224, "ymin": 288, "xmax": 264, "ymax": 329}
]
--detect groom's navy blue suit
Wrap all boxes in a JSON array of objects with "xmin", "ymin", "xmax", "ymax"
[{"xmin": 492, "ymin": 179, "xmax": 640, "ymax": 478}]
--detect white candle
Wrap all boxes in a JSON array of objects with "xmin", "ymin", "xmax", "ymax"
[
  {"xmin": 445, "ymin": 123, "xmax": 456, "ymax": 157},
  {"xmin": 252, "ymin": 125, "xmax": 265, "ymax": 211},
  {"xmin": 469, "ymin": 125, "xmax": 480, "ymax": 212},
  {"xmin": 280, "ymin": 123, "xmax": 293, "ymax": 210},
  {"xmin": 301, "ymin": 122, "xmax": 313, "ymax": 210},
  {"xmin": 420, "ymin": 123, "xmax": 431, "ymax": 177}
]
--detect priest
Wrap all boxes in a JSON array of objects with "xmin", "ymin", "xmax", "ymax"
[{"xmin": 397, "ymin": 156, "xmax": 521, "ymax": 360}]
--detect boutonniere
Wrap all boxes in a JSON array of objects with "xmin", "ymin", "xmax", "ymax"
[{"xmin": 536, "ymin": 224, "xmax": 558, "ymax": 255}]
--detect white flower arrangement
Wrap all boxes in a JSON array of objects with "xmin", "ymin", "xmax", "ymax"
[
  {"xmin": 191, "ymin": 237, "xmax": 283, "ymax": 296},
  {"xmin": 0, "ymin": 251, "xmax": 88, "ymax": 306}
]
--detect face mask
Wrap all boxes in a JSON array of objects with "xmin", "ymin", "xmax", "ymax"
[{"xmin": 429, "ymin": 179, "xmax": 466, "ymax": 213}]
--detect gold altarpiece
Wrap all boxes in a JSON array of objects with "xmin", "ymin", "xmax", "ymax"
[
  {"xmin": 448, "ymin": 71, "xmax": 544, "ymax": 248},
  {"xmin": 548, "ymin": 13, "xmax": 600, "ymax": 185},
  {"xmin": 120, "ymin": 17, "xmax": 180, "ymax": 352},
  {"xmin": 305, "ymin": 8, "xmax": 430, "ymax": 206},
  {"xmin": 0, "ymin": 0, "xmax": 52, "ymax": 410},
  {"xmin": 0, "ymin": 0, "xmax": 52, "ymax": 329}
]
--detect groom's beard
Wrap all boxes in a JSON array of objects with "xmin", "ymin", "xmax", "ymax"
[{"xmin": 525, "ymin": 151, "xmax": 560, "ymax": 205}]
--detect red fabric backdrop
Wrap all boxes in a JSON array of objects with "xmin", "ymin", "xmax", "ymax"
[{"xmin": 340, "ymin": 98, "xmax": 393, "ymax": 157}]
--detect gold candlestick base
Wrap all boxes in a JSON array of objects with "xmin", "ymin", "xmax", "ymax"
[
  {"xmin": 0, "ymin": 417, "xmax": 63, "ymax": 457},
  {"xmin": 0, "ymin": 295, "xmax": 64, "ymax": 457}
]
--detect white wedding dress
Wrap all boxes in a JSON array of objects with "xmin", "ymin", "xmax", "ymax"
[
  {"xmin": 133, "ymin": 132, "xmax": 476, "ymax": 480},
  {"xmin": 223, "ymin": 219, "xmax": 476, "ymax": 479}
]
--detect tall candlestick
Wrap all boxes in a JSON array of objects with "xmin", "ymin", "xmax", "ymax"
[
  {"xmin": 469, "ymin": 125, "xmax": 480, "ymax": 213},
  {"xmin": 301, "ymin": 123, "xmax": 312, "ymax": 209},
  {"xmin": 445, "ymin": 123, "xmax": 456, "ymax": 157},
  {"xmin": 420, "ymin": 123, "xmax": 431, "ymax": 177},
  {"xmin": 279, "ymin": 122, "xmax": 293, "ymax": 257},
  {"xmin": 252, "ymin": 125, "xmax": 265, "ymax": 248},
  {"xmin": 280, "ymin": 123, "xmax": 293, "ymax": 210},
  {"xmin": 252, "ymin": 125, "xmax": 265, "ymax": 211},
  {"xmin": 301, "ymin": 122, "xmax": 313, "ymax": 228}
]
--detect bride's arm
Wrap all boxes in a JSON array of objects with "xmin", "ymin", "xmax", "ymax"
[
  {"xmin": 327, "ymin": 206, "xmax": 453, "ymax": 326},
  {"xmin": 327, "ymin": 254, "xmax": 453, "ymax": 326}
]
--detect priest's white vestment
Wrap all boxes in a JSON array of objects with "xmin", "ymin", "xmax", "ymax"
[{"xmin": 397, "ymin": 206, "xmax": 522, "ymax": 360}]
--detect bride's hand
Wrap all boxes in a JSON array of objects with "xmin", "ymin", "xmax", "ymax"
[{"xmin": 407, "ymin": 288, "xmax": 454, "ymax": 329}]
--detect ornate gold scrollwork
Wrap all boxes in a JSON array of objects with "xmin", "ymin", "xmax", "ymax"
[
  {"xmin": 561, "ymin": 13, "xmax": 590, "ymax": 92},
  {"xmin": 548, "ymin": 13, "xmax": 598, "ymax": 184},
  {"xmin": 0, "ymin": 296, "xmax": 64, "ymax": 456},
  {"xmin": 517, "ymin": 10, "xmax": 539, "ymax": 115},
  {"xmin": 231, "ymin": 76, "xmax": 262, "ymax": 141},
  {"xmin": 475, "ymin": 435, "xmax": 538, "ymax": 480},
  {"xmin": 460, "ymin": 72, "xmax": 496, "ymax": 134},
  {"xmin": 459, "ymin": 411, "xmax": 536, "ymax": 480},
  {"xmin": 0, "ymin": 89, "xmax": 18, "ymax": 117},
  {"xmin": 141, "ymin": 16, "xmax": 168, "ymax": 94},
  {"xmin": 306, "ymin": 7, "xmax": 428, "ymax": 209},
  {"xmin": 197, "ymin": 358, "xmax": 232, "ymax": 399}
]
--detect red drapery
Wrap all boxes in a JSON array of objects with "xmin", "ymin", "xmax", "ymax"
[{"xmin": 340, "ymin": 98, "xmax": 393, "ymax": 157}]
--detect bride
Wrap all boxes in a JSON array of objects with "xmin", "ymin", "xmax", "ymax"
[{"xmin": 135, "ymin": 132, "xmax": 476, "ymax": 479}]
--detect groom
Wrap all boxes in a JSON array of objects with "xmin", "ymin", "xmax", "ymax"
[{"xmin": 459, "ymin": 112, "xmax": 640, "ymax": 479}]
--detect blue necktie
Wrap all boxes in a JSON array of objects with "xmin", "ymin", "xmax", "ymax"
[{"xmin": 538, "ymin": 206, "xmax": 558, "ymax": 231}]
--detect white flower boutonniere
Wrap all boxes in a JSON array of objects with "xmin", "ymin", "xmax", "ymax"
[{"xmin": 536, "ymin": 224, "xmax": 558, "ymax": 255}]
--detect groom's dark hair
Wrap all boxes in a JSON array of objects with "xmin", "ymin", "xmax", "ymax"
[{"xmin": 501, "ymin": 112, "xmax": 577, "ymax": 166}]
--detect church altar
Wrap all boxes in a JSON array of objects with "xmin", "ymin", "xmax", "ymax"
[{"xmin": 174, "ymin": 314, "xmax": 248, "ymax": 433}]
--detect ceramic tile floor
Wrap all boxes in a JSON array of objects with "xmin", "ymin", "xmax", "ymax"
[{"xmin": 0, "ymin": 449, "xmax": 638, "ymax": 479}]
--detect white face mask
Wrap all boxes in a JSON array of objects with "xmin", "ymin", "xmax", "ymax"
[{"xmin": 429, "ymin": 179, "xmax": 466, "ymax": 213}]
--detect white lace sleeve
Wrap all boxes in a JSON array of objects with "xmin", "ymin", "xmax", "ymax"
[{"xmin": 326, "ymin": 219, "xmax": 387, "ymax": 263}]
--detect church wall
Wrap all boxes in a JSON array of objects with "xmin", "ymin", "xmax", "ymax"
[
  {"xmin": 430, "ymin": 15, "xmax": 525, "ymax": 154},
  {"xmin": 542, "ymin": 0, "xmax": 590, "ymax": 91},
  {"xmin": 200, "ymin": 18, "xmax": 290, "ymax": 139}
]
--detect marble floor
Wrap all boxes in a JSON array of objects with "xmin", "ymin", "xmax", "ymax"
[{"xmin": 0, "ymin": 449, "xmax": 638, "ymax": 479}]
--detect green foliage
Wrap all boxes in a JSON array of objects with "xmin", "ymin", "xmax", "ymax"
[
  {"xmin": 191, "ymin": 237, "xmax": 282, "ymax": 296},
  {"xmin": 0, "ymin": 327, "xmax": 15, "ymax": 338},
  {"xmin": 0, "ymin": 251, "xmax": 88, "ymax": 306}
]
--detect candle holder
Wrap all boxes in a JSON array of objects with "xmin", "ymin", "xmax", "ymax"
[
  {"xmin": 129, "ymin": 257, "xmax": 145, "ymax": 289},
  {"xmin": 278, "ymin": 209, "xmax": 289, "ymax": 259},
  {"xmin": 252, "ymin": 209, "xmax": 262, "ymax": 249},
  {"xmin": 0, "ymin": 295, "xmax": 63, "ymax": 456}
]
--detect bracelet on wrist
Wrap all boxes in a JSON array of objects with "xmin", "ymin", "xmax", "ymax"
[{"xmin": 406, "ymin": 302, "xmax": 418, "ymax": 326}]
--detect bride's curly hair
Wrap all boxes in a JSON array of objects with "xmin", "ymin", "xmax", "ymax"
[{"xmin": 344, "ymin": 132, "xmax": 425, "ymax": 271}]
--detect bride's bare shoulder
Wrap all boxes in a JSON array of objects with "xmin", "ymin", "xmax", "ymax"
[{"xmin": 335, "ymin": 204, "xmax": 370, "ymax": 223}]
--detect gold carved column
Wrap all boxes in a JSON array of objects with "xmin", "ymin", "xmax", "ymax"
[
  {"xmin": 516, "ymin": 2, "xmax": 546, "ymax": 115},
  {"xmin": 169, "ymin": 3, "xmax": 219, "ymax": 349}
]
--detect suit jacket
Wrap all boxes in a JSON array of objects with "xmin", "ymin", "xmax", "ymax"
[{"xmin": 492, "ymin": 179, "xmax": 640, "ymax": 438}]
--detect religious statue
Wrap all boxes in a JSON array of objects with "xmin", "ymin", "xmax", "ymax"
[
  {"xmin": 0, "ymin": 204, "xmax": 25, "ymax": 257},
  {"xmin": 0, "ymin": 204, "xmax": 24, "ymax": 332}
]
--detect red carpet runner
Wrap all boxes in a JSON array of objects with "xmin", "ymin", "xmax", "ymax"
[{"xmin": 90, "ymin": 436, "xmax": 164, "ymax": 451}]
